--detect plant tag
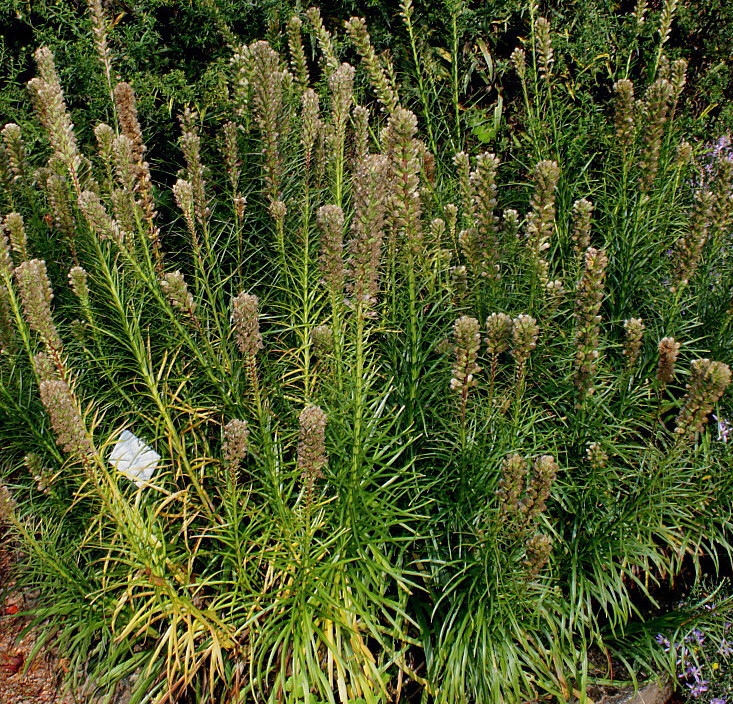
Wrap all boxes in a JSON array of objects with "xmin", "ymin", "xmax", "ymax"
[{"xmin": 109, "ymin": 430, "xmax": 160, "ymax": 487}]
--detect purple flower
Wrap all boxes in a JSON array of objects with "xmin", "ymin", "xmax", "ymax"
[
  {"xmin": 710, "ymin": 698, "xmax": 726, "ymax": 704},
  {"xmin": 719, "ymin": 639, "xmax": 733, "ymax": 656},
  {"xmin": 656, "ymin": 634, "xmax": 671, "ymax": 651},
  {"xmin": 686, "ymin": 680, "xmax": 709, "ymax": 698},
  {"xmin": 685, "ymin": 665, "xmax": 704, "ymax": 682},
  {"xmin": 691, "ymin": 628, "xmax": 706, "ymax": 645},
  {"xmin": 713, "ymin": 414, "xmax": 731, "ymax": 443}
]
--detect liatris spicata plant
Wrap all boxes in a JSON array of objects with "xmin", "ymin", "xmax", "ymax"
[
  {"xmin": 5, "ymin": 212, "xmax": 28, "ymax": 262},
  {"xmin": 38, "ymin": 378, "xmax": 93, "ymax": 460},
  {"xmin": 674, "ymin": 359, "xmax": 731, "ymax": 441},
  {"xmin": 463, "ymin": 152, "xmax": 501, "ymax": 279},
  {"xmin": 671, "ymin": 189, "xmax": 715, "ymax": 291},
  {"xmin": 14, "ymin": 259, "xmax": 62, "ymax": 352},
  {"xmin": 297, "ymin": 404, "xmax": 328, "ymax": 496},
  {"xmin": 573, "ymin": 247, "xmax": 608, "ymax": 401},
  {"xmin": 523, "ymin": 533, "xmax": 553, "ymax": 579},
  {"xmin": 571, "ymin": 198, "xmax": 594, "ymax": 257},
  {"xmin": 28, "ymin": 47, "xmax": 83, "ymax": 192},
  {"xmin": 450, "ymin": 316, "xmax": 481, "ymax": 419},
  {"xmin": 614, "ymin": 79, "xmax": 635, "ymax": 153},
  {"xmin": 2, "ymin": 123, "xmax": 27, "ymax": 184},
  {"xmin": 160, "ymin": 272, "xmax": 196, "ymax": 319},
  {"xmin": 657, "ymin": 336, "xmax": 681, "ymax": 392},
  {"xmin": 497, "ymin": 452, "xmax": 528, "ymax": 523},
  {"xmin": 68, "ymin": 266, "xmax": 89, "ymax": 307},
  {"xmin": 623, "ymin": 317, "xmax": 645, "ymax": 370},
  {"xmin": 179, "ymin": 107, "xmax": 210, "ymax": 228},
  {"xmin": 286, "ymin": 15, "xmax": 309, "ymax": 90},
  {"xmin": 317, "ymin": 204, "xmax": 346, "ymax": 297},
  {"xmin": 346, "ymin": 155, "xmax": 389, "ymax": 309},
  {"xmin": 535, "ymin": 17, "xmax": 554, "ymax": 81},
  {"xmin": 525, "ymin": 160, "xmax": 560, "ymax": 286},
  {"xmin": 586, "ymin": 442, "xmax": 608, "ymax": 470},
  {"xmin": 638, "ymin": 77, "xmax": 674, "ymax": 192},
  {"xmin": 222, "ymin": 418, "xmax": 249, "ymax": 470},
  {"xmin": 232, "ymin": 292, "xmax": 263, "ymax": 359},
  {"xmin": 345, "ymin": 16, "xmax": 399, "ymax": 114},
  {"xmin": 511, "ymin": 314, "xmax": 539, "ymax": 390}
]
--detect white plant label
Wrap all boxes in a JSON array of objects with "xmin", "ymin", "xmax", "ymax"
[{"xmin": 109, "ymin": 430, "xmax": 160, "ymax": 487}]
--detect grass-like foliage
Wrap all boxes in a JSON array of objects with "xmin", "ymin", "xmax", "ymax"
[{"xmin": 1, "ymin": 1, "xmax": 732, "ymax": 702}]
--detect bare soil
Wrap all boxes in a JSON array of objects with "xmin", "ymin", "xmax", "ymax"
[{"xmin": 0, "ymin": 532, "xmax": 75, "ymax": 704}]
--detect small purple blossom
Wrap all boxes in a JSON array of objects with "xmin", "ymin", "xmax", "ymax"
[
  {"xmin": 719, "ymin": 639, "xmax": 733, "ymax": 656},
  {"xmin": 710, "ymin": 698, "xmax": 727, "ymax": 704},
  {"xmin": 713, "ymin": 414, "xmax": 731, "ymax": 443},
  {"xmin": 656, "ymin": 634, "xmax": 672, "ymax": 651},
  {"xmin": 686, "ymin": 680, "xmax": 709, "ymax": 698}
]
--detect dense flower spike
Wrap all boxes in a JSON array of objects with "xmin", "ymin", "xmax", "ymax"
[
  {"xmin": 232, "ymin": 292, "xmax": 263, "ymax": 358},
  {"xmin": 623, "ymin": 318, "xmax": 645, "ymax": 369},
  {"xmin": 248, "ymin": 40, "xmax": 291, "ymax": 203},
  {"xmin": 638, "ymin": 78, "xmax": 674, "ymax": 191},
  {"xmin": 222, "ymin": 419, "xmax": 249, "ymax": 469},
  {"xmin": 0, "ymin": 219, "xmax": 13, "ymax": 278},
  {"xmin": 0, "ymin": 285, "xmax": 14, "ymax": 354},
  {"xmin": 525, "ymin": 160, "xmax": 560, "ymax": 285},
  {"xmin": 305, "ymin": 7, "xmax": 339, "ymax": 77},
  {"xmin": 221, "ymin": 121, "xmax": 241, "ymax": 194},
  {"xmin": 573, "ymin": 247, "xmax": 608, "ymax": 400},
  {"xmin": 571, "ymin": 199, "xmax": 593, "ymax": 257},
  {"xmin": 674, "ymin": 359, "xmax": 731, "ymax": 440},
  {"xmin": 113, "ymin": 82, "xmax": 145, "ymax": 164},
  {"xmin": 5, "ymin": 212, "xmax": 28, "ymax": 262},
  {"xmin": 345, "ymin": 16, "xmax": 399, "ymax": 113},
  {"xmin": 535, "ymin": 18, "xmax": 554, "ymax": 80},
  {"xmin": 346, "ymin": 155, "xmax": 389, "ymax": 308},
  {"xmin": 179, "ymin": 108, "xmax": 210, "ymax": 227},
  {"xmin": 524, "ymin": 455, "xmax": 558, "ymax": 520},
  {"xmin": 671, "ymin": 189, "xmax": 714, "ymax": 290},
  {"xmin": 2, "ymin": 123, "xmax": 27, "ymax": 183},
  {"xmin": 286, "ymin": 16, "xmax": 309, "ymax": 90},
  {"xmin": 160, "ymin": 272, "xmax": 196, "ymax": 318},
  {"xmin": 28, "ymin": 47, "xmax": 82, "ymax": 190},
  {"xmin": 511, "ymin": 314, "xmax": 539, "ymax": 387},
  {"xmin": 173, "ymin": 179, "xmax": 197, "ymax": 244},
  {"xmin": 656, "ymin": 336, "xmax": 680, "ymax": 389},
  {"xmin": 586, "ymin": 442, "xmax": 608, "ymax": 470},
  {"xmin": 524, "ymin": 533, "xmax": 553, "ymax": 578},
  {"xmin": 297, "ymin": 405, "xmax": 328, "ymax": 487},
  {"xmin": 78, "ymin": 190, "xmax": 121, "ymax": 243},
  {"xmin": 613, "ymin": 79, "xmax": 635, "ymax": 151},
  {"xmin": 451, "ymin": 316, "xmax": 481, "ymax": 415},
  {"xmin": 39, "ymin": 379, "xmax": 93, "ymax": 459},
  {"xmin": 382, "ymin": 108, "xmax": 423, "ymax": 256},
  {"xmin": 15, "ymin": 259, "xmax": 62, "ymax": 350},
  {"xmin": 113, "ymin": 82, "xmax": 160, "ymax": 263},
  {"xmin": 459, "ymin": 152, "xmax": 501, "ymax": 278},
  {"xmin": 68, "ymin": 266, "xmax": 89, "ymax": 307},
  {"xmin": 317, "ymin": 204, "xmax": 346, "ymax": 296},
  {"xmin": 87, "ymin": 0, "xmax": 113, "ymax": 88},
  {"xmin": 352, "ymin": 105, "xmax": 370, "ymax": 163},
  {"xmin": 497, "ymin": 453, "xmax": 528, "ymax": 521},
  {"xmin": 301, "ymin": 89, "xmax": 321, "ymax": 171}
]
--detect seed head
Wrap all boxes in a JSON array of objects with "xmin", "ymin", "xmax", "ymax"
[
  {"xmin": 675, "ymin": 359, "xmax": 731, "ymax": 441},
  {"xmin": 223, "ymin": 419, "xmax": 249, "ymax": 468},
  {"xmin": 656, "ymin": 336, "xmax": 680, "ymax": 388},
  {"xmin": 15, "ymin": 259, "xmax": 62, "ymax": 350},
  {"xmin": 297, "ymin": 405, "xmax": 328, "ymax": 485},
  {"xmin": 39, "ymin": 379, "xmax": 94, "ymax": 459},
  {"xmin": 232, "ymin": 292, "xmax": 263, "ymax": 357}
]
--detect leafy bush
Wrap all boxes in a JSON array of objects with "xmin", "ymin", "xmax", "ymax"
[{"xmin": 0, "ymin": 1, "xmax": 732, "ymax": 702}]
